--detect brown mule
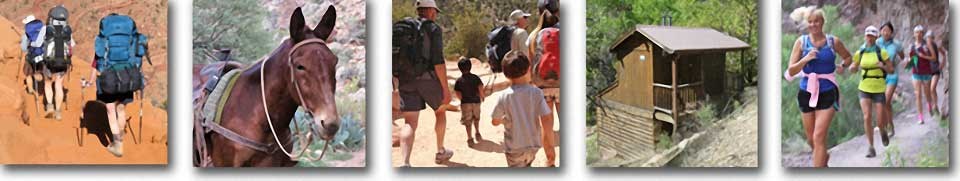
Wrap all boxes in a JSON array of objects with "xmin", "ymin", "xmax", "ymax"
[{"xmin": 193, "ymin": 6, "xmax": 341, "ymax": 167}]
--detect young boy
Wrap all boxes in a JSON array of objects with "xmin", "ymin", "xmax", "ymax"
[
  {"xmin": 454, "ymin": 57, "xmax": 484, "ymax": 145},
  {"xmin": 490, "ymin": 51, "xmax": 551, "ymax": 167}
]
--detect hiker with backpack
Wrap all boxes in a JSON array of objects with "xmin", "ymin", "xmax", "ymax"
[
  {"xmin": 925, "ymin": 31, "xmax": 946, "ymax": 119},
  {"xmin": 849, "ymin": 26, "xmax": 893, "ymax": 158},
  {"xmin": 485, "ymin": 9, "xmax": 529, "ymax": 75},
  {"xmin": 524, "ymin": 0, "xmax": 560, "ymax": 167},
  {"xmin": 393, "ymin": 0, "xmax": 453, "ymax": 167},
  {"xmin": 876, "ymin": 22, "xmax": 904, "ymax": 137},
  {"xmin": 905, "ymin": 25, "xmax": 937, "ymax": 124},
  {"xmin": 82, "ymin": 13, "xmax": 150, "ymax": 157},
  {"xmin": 784, "ymin": 8, "xmax": 854, "ymax": 167},
  {"xmin": 20, "ymin": 15, "xmax": 44, "ymax": 96},
  {"xmin": 39, "ymin": 5, "xmax": 75, "ymax": 120}
]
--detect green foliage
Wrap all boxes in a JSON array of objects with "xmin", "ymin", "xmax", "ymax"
[
  {"xmin": 586, "ymin": 0, "xmax": 758, "ymax": 126},
  {"xmin": 656, "ymin": 131, "xmax": 673, "ymax": 151},
  {"xmin": 696, "ymin": 102, "xmax": 718, "ymax": 126},
  {"xmin": 915, "ymin": 134, "xmax": 949, "ymax": 167},
  {"xmin": 193, "ymin": 0, "xmax": 275, "ymax": 63},
  {"xmin": 291, "ymin": 108, "xmax": 366, "ymax": 167},
  {"xmin": 392, "ymin": 0, "xmax": 538, "ymax": 60},
  {"xmin": 881, "ymin": 143, "xmax": 906, "ymax": 167},
  {"xmin": 586, "ymin": 132, "xmax": 600, "ymax": 164},
  {"xmin": 781, "ymin": 5, "xmax": 869, "ymax": 149}
]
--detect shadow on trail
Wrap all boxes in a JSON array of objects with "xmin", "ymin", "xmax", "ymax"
[{"xmin": 79, "ymin": 100, "xmax": 113, "ymax": 147}]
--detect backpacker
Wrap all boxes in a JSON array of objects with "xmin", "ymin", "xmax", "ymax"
[
  {"xmin": 857, "ymin": 46, "xmax": 886, "ymax": 80},
  {"xmin": 24, "ymin": 20, "xmax": 44, "ymax": 59},
  {"xmin": 44, "ymin": 5, "xmax": 73, "ymax": 72},
  {"xmin": 534, "ymin": 27, "xmax": 560, "ymax": 87},
  {"xmin": 486, "ymin": 25, "xmax": 515, "ymax": 73},
  {"xmin": 95, "ymin": 13, "xmax": 150, "ymax": 94},
  {"xmin": 392, "ymin": 17, "xmax": 430, "ymax": 81}
]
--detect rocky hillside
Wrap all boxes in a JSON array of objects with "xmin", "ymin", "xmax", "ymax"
[{"xmin": 783, "ymin": 0, "xmax": 949, "ymax": 46}]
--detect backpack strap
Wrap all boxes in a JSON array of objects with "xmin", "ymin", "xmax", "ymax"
[{"xmin": 860, "ymin": 47, "xmax": 886, "ymax": 79}]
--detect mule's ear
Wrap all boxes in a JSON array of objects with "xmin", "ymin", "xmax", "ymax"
[
  {"xmin": 289, "ymin": 7, "xmax": 307, "ymax": 43},
  {"xmin": 313, "ymin": 5, "xmax": 336, "ymax": 41}
]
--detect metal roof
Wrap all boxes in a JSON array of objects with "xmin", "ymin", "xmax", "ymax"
[{"xmin": 610, "ymin": 25, "xmax": 750, "ymax": 54}]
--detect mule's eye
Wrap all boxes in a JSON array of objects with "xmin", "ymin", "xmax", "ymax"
[{"xmin": 296, "ymin": 65, "xmax": 306, "ymax": 70}]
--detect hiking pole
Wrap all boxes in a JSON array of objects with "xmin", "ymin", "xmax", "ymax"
[{"xmin": 139, "ymin": 90, "xmax": 144, "ymax": 144}]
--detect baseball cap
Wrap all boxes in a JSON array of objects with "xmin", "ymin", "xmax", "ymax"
[
  {"xmin": 864, "ymin": 26, "xmax": 878, "ymax": 37},
  {"xmin": 22, "ymin": 15, "xmax": 36, "ymax": 24},
  {"xmin": 509, "ymin": 9, "xmax": 531, "ymax": 24}
]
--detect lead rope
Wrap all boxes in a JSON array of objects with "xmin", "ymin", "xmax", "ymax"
[{"xmin": 260, "ymin": 39, "xmax": 330, "ymax": 160}]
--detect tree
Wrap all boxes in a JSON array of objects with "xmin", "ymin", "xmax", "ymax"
[{"xmin": 193, "ymin": 0, "xmax": 275, "ymax": 63}]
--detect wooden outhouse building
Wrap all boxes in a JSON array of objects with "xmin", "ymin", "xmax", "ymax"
[{"xmin": 596, "ymin": 25, "xmax": 748, "ymax": 159}]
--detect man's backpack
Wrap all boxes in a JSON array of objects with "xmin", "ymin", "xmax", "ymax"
[
  {"xmin": 43, "ymin": 6, "xmax": 73, "ymax": 72},
  {"xmin": 95, "ymin": 13, "xmax": 150, "ymax": 94},
  {"xmin": 24, "ymin": 20, "xmax": 44, "ymax": 59},
  {"xmin": 392, "ymin": 17, "xmax": 430, "ymax": 81},
  {"xmin": 486, "ymin": 25, "xmax": 515, "ymax": 73}
]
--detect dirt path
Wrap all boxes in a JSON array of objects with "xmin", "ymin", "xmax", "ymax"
[
  {"xmin": 0, "ymin": 14, "xmax": 167, "ymax": 164},
  {"xmin": 670, "ymin": 88, "xmax": 758, "ymax": 167},
  {"xmin": 391, "ymin": 60, "xmax": 561, "ymax": 167},
  {"xmin": 782, "ymin": 65, "xmax": 950, "ymax": 167}
]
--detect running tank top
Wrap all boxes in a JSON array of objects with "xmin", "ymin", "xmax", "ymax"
[
  {"xmin": 909, "ymin": 43, "xmax": 934, "ymax": 75},
  {"xmin": 799, "ymin": 35, "xmax": 838, "ymax": 92}
]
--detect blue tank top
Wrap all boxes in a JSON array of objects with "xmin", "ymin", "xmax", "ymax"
[{"xmin": 799, "ymin": 35, "xmax": 837, "ymax": 92}]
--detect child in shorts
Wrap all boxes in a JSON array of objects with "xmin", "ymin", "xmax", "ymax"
[
  {"xmin": 490, "ymin": 52, "xmax": 551, "ymax": 167},
  {"xmin": 454, "ymin": 57, "xmax": 484, "ymax": 145}
]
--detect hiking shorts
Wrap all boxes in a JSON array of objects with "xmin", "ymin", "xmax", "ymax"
[
  {"xmin": 504, "ymin": 150, "xmax": 538, "ymax": 167},
  {"xmin": 859, "ymin": 91, "xmax": 886, "ymax": 104},
  {"xmin": 398, "ymin": 73, "xmax": 443, "ymax": 112},
  {"xmin": 43, "ymin": 64, "xmax": 67, "ymax": 77},
  {"xmin": 460, "ymin": 103, "xmax": 480, "ymax": 125},
  {"xmin": 885, "ymin": 74, "xmax": 898, "ymax": 86},
  {"xmin": 797, "ymin": 88, "xmax": 839, "ymax": 113},
  {"xmin": 97, "ymin": 92, "xmax": 134, "ymax": 104},
  {"xmin": 913, "ymin": 74, "xmax": 932, "ymax": 81}
]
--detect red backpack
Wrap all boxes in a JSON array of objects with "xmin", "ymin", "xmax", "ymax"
[{"xmin": 537, "ymin": 27, "xmax": 560, "ymax": 83}]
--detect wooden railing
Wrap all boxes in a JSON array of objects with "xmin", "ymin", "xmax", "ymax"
[{"xmin": 652, "ymin": 82, "xmax": 703, "ymax": 115}]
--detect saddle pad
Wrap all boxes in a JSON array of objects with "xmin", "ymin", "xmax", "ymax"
[{"xmin": 202, "ymin": 69, "xmax": 243, "ymax": 125}]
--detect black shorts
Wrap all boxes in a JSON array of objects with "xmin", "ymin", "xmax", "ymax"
[
  {"xmin": 397, "ymin": 73, "xmax": 442, "ymax": 112},
  {"xmin": 97, "ymin": 92, "xmax": 134, "ymax": 104},
  {"xmin": 797, "ymin": 88, "xmax": 839, "ymax": 113}
]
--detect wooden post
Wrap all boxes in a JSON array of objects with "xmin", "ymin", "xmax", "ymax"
[{"xmin": 672, "ymin": 55, "xmax": 679, "ymax": 123}]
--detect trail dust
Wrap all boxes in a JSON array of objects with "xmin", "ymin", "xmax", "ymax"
[
  {"xmin": 782, "ymin": 62, "xmax": 950, "ymax": 167},
  {"xmin": 0, "ymin": 0, "xmax": 168, "ymax": 164},
  {"xmin": 391, "ymin": 58, "xmax": 561, "ymax": 167}
]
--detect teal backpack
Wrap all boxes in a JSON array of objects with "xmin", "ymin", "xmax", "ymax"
[{"xmin": 95, "ymin": 13, "xmax": 151, "ymax": 94}]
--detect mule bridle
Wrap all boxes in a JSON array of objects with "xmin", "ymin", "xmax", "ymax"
[{"xmin": 259, "ymin": 38, "xmax": 331, "ymax": 161}]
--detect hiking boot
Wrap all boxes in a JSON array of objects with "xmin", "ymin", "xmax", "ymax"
[
  {"xmin": 107, "ymin": 141, "xmax": 124, "ymax": 157},
  {"xmin": 53, "ymin": 111, "xmax": 62, "ymax": 121},
  {"xmin": 435, "ymin": 148, "xmax": 454, "ymax": 164},
  {"xmin": 865, "ymin": 147, "xmax": 876, "ymax": 158},
  {"xmin": 44, "ymin": 104, "xmax": 54, "ymax": 118},
  {"xmin": 467, "ymin": 138, "xmax": 475, "ymax": 147}
]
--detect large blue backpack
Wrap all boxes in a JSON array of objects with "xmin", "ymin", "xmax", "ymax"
[
  {"xmin": 95, "ymin": 13, "xmax": 150, "ymax": 94},
  {"xmin": 24, "ymin": 20, "xmax": 44, "ymax": 58}
]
